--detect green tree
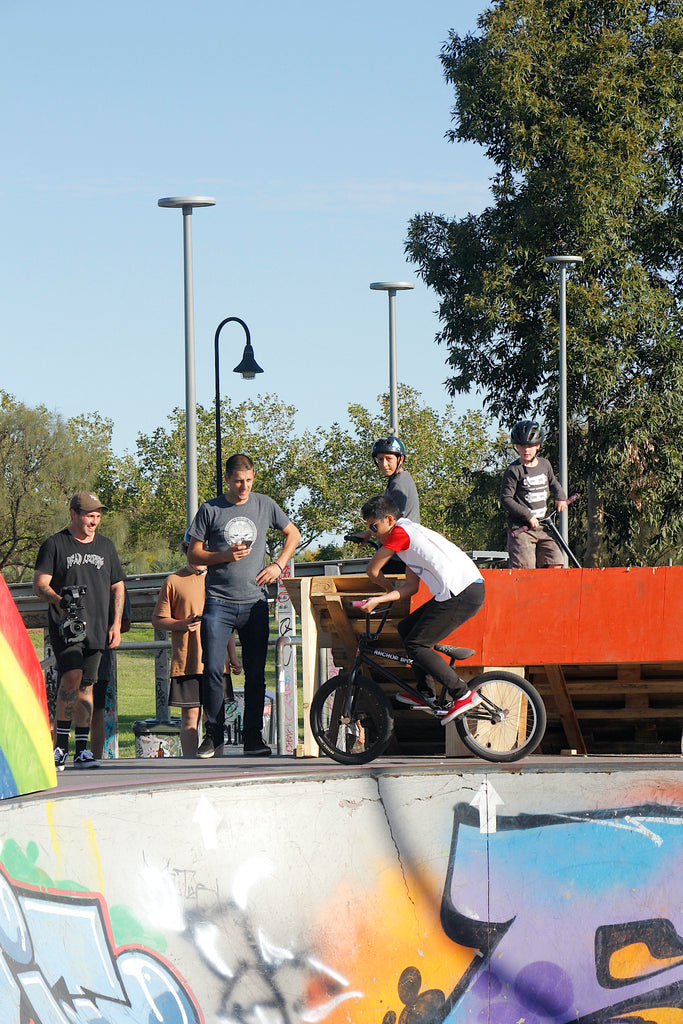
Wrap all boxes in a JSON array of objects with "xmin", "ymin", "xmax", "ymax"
[
  {"xmin": 116, "ymin": 388, "xmax": 503, "ymax": 567},
  {"xmin": 406, "ymin": 0, "xmax": 683, "ymax": 566},
  {"xmin": 307, "ymin": 386, "xmax": 505, "ymax": 552},
  {"xmin": 0, "ymin": 394, "xmax": 103, "ymax": 582},
  {"xmin": 127, "ymin": 395, "xmax": 323, "ymax": 561}
]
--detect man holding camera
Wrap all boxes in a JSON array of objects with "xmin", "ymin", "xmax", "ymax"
[{"xmin": 33, "ymin": 492, "xmax": 125, "ymax": 769}]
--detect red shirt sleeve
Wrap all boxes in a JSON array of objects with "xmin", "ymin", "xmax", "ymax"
[{"xmin": 382, "ymin": 524, "xmax": 410, "ymax": 553}]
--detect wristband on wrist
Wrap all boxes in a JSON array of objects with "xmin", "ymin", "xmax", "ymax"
[{"xmin": 273, "ymin": 561, "xmax": 284, "ymax": 574}]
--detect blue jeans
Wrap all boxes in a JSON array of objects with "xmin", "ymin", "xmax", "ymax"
[{"xmin": 200, "ymin": 596, "xmax": 269, "ymax": 740}]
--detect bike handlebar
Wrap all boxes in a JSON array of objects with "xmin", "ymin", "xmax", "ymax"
[
  {"xmin": 349, "ymin": 600, "xmax": 392, "ymax": 639},
  {"xmin": 345, "ymin": 533, "xmax": 380, "ymax": 550},
  {"xmin": 511, "ymin": 493, "xmax": 579, "ymax": 537}
]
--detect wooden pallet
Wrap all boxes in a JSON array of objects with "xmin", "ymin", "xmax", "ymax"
[{"xmin": 530, "ymin": 661, "xmax": 683, "ymax": 754}]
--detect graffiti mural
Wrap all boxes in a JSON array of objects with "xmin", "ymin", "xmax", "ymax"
[
  {"xmin": 142, "ymin": 852, "xmax": 363, "ymax": 1024},
  {"xmin": 441, "ymin": 797, "xmax": 683, "ymax": 1022},
  {"xmin": 309, "ymin": 783, "xmax": 683, "ymax": 1024},
  {"xmin": 3, "ymin": 771, "xmax": 683, "ymax": 1023},
  {"xmin": 0, "ymin": 861, "xmax": 201, "ymax": 1023}
]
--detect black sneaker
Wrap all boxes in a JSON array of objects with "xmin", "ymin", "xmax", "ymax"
[
  {"xmin": 243, "ymin": 734, "xmax": 272, "ymax": 757},
  {"xmin": 54, "ymin": 746, "xmax": 68, "ymax": 771},
  {"xmin": 73, "ymin": 750, "xmax": 100, "ymax": 769},
  {"xmin": 197, "ymin": 733, "xmax": 216, "ymax": 759}
]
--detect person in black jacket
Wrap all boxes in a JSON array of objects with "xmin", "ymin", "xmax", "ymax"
[{"xmin": 500, "ymin": 421, "xmax": 567, "ymax": 568}]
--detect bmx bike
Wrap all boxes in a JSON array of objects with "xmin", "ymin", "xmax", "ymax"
[{"xmin": 309, "ymin": 603, "xmax": 546, "ymax": 765}]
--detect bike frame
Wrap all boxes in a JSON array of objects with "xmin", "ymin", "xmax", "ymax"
[{"xmin": 345, "ymin": 607, "xmax": 477, "ymax": 714}]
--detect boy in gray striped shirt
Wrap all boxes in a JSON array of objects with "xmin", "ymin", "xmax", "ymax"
[{"xmin": 500, "ymin": 421, "xmax": 567, "ymax": 568}]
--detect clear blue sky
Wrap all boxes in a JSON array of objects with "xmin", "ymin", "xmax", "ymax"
[{"xmin": 2, "ymin": 0, "xmax": 494, "ymax": 456}]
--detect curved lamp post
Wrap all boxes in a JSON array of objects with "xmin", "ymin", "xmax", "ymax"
[
  {"xmin": 544, "ymin": 254, "xmax": 583, "ymax": 545},
  {"xmin": 158, "ymin": 195, "xmax": 216, "ymax": 525},
  {"xmin": 369, "ymin": 281, "xmax": 414, "ymax": 437},
  {"xmin": 214, "ymin": 317, "xmax": 264, "ymax": 495}
]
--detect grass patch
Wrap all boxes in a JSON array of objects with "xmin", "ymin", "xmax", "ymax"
[{"xmin": 116, "ymin": 625, "xmax": 158, "ymax": 757}]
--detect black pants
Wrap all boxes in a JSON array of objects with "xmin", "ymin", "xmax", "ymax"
[{"xmin": 397, "ymin": 581, "xmax": 485, "ymax": 698}]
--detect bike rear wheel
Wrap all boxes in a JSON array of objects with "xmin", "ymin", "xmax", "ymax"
[
  {"xmin": 310, "ymin": 674, "xmax": 393, "ymax": 765},
  {"xmin": 455, "ymin": 671, "xmax": 546, "ymax": 763}
]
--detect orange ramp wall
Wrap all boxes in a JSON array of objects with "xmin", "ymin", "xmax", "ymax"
[{"xmin": 415, "ymin": 565, "xmax": 683, "ymax": 666}]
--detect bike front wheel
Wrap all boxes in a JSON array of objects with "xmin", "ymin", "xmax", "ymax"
[
  {"xmin": 455, "ymin": 671, "xmax": 546, "ymax": 763},
  {"xmin": 310, "ymin": 674, "xmax": 394, "ymax": 765}
]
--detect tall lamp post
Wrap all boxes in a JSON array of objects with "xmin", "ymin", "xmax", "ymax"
[
  {"xmin": 214, "ymin": 317, "xmax": 264, "ymax": 495},
  {"xmin": 544, "ymin": 254, "xmax": 583, "ymax": 545},
  {"xmin": 369, "ymin": 281, "xmax": 414, "ymax": 436},
  {"xmin": 158, "ymin": 195, "xmax": 216, "ymax": 526}
]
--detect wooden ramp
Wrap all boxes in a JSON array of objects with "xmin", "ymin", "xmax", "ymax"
[
  {"xmin": 286, "ymin": 565, "xmax": 683, "ymax": 757},
  {"xmin": 283, "ymin": 575, "xmax": 446, "ymax": 757},
  {"xmin": 439, "ymin": 565, "xmax": 683, "ymax": 756}
]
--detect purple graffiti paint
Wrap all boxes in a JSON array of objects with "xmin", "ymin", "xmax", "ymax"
[
  {"xmin": 471, "ymin": 971, "xmax": 502, "ymax": 1000},
  {"xmin": 513, "ymin": 961, "xmax": 574, "ymax": 1016},
  {"xmin": 482, "ymin": 1004, "xmax": 541, "ymax": 1024}
]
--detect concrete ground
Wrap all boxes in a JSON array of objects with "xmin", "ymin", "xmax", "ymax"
[{"xmin": 45, "ymin": 750, "xmax": 683, "ymax": 797}]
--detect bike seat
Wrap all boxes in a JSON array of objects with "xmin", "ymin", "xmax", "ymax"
[{"xmin": 433, "ymin": 644, "xmax": 475, "ymax": 661}]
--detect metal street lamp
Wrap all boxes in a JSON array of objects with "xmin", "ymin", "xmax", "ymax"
[
  {"xmin": 544, "ymin": 254, "xmax": 583, "ymax": 545},
  {"xmin": 214, "ymin": 317, "xmax": 264, "ymax": 495},
  {"xmin": 158, "ymin": 195, "xmax": 216, "ymax": 526},
  {"xmin": 369, "ymin": 281, "xmax": 414, "ymax": 436}
]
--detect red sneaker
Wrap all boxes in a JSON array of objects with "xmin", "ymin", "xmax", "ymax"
[
  {"xmin": 396, "ymin": 690, "xmax": 435, "ymax": 709},
  {"xmin": 440, "ymin": 690, "xmax": 482, "ymax": 726}
]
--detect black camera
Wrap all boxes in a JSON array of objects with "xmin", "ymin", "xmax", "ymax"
[{"xmin": 59, "ymin": 585, "xmax": 87, "ymax": 646}]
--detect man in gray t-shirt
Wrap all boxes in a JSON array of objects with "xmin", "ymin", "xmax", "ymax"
[{"xmin": 188, "ymin": 454, "xmax": 300, "ymax": 757}]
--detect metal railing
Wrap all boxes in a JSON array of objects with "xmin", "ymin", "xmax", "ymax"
[{"xmin": 39, "ymin": 631, "xmax": 300, "ymax": 756}]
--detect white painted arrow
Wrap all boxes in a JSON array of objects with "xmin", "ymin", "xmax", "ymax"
[
  {"xmin": 470, "ymin": 780, "xmax": 504, "ymax": 834},
  {"xmin": 192, "ymin": 793, "xmax": 221, "ymax": 850}
]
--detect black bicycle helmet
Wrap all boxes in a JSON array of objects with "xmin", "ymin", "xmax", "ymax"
[
  {"xmin": 371, "ymin": 435, "xmax": 406, "ymax": 460},
  {"xmin": 510, "ymin": 420, "xmax": 544, "ymax": 446}
]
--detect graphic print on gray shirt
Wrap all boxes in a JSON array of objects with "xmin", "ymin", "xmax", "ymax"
[{"xmin": 190, "ymin": 492, "xmax": 290, "ymax": 603}]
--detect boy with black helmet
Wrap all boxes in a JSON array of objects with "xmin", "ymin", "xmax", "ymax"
[
  {"xmin": 500, "ymin": 420, "xmax": 567, "ymax": 568},
  {"xmin": 348, "ymin": 436, "xmax": 421, "ymax": 552},
  {"xmin": 371, "ymin": 435, "xmax": 420, "ymax": 522}
]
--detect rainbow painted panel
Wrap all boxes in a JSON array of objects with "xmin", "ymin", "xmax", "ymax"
[{"xmin": 0, "ymin": 574, "xmax": 56, "ymax": 797}]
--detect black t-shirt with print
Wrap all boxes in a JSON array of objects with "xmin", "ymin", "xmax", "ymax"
[{"xmin": 34, "ymin": 528, "xmax": 125, "ymax": 649}]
